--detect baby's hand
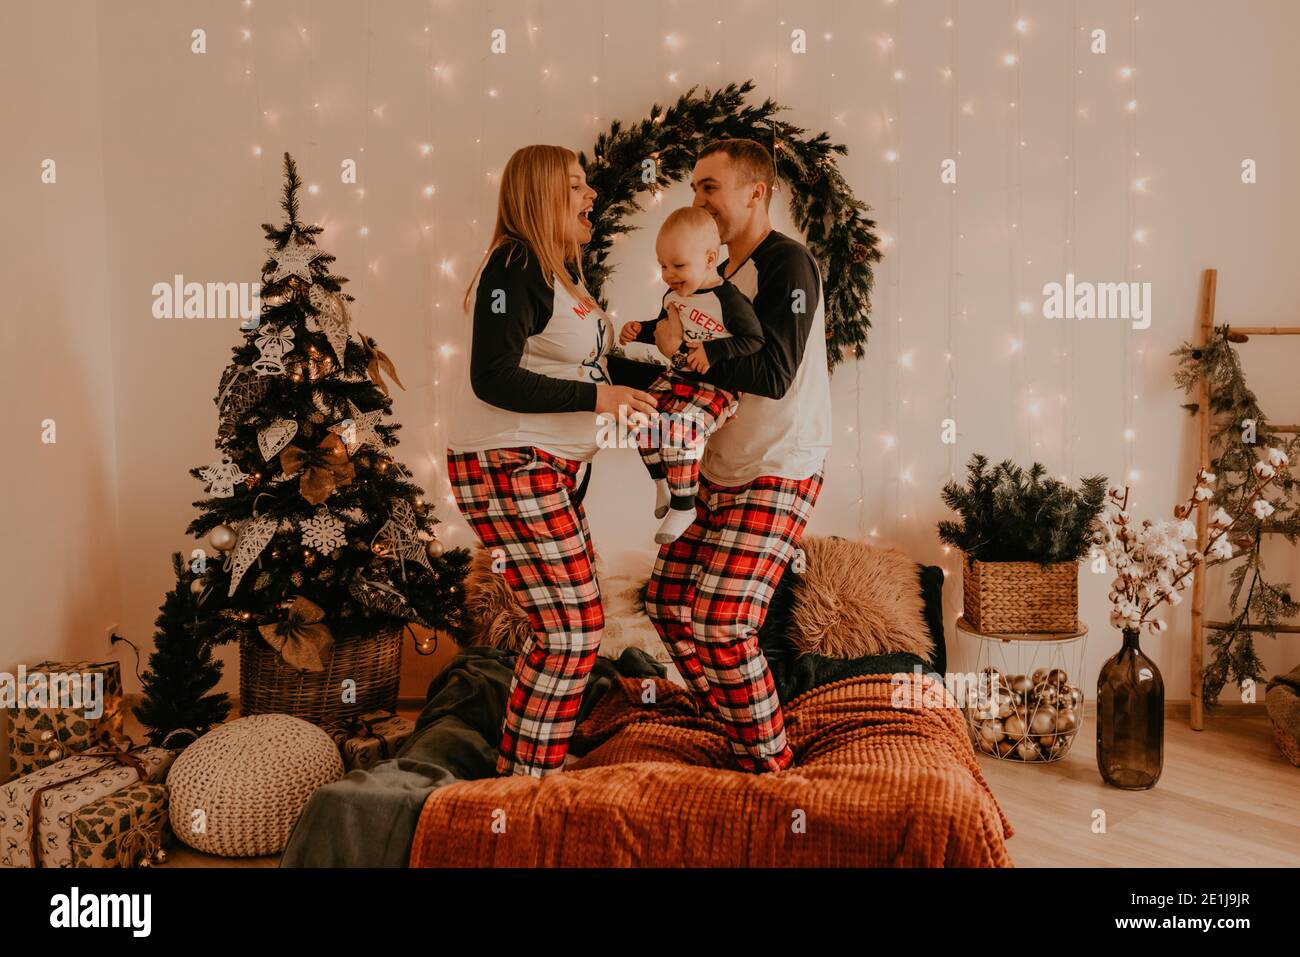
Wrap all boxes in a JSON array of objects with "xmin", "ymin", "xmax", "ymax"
[
  {"xmin": 619, "ymin": 321, "xmax": 642, "ymax": 344},
  {"xmin": 685, "ymin": 342, "xmax": 710, "ymax": 373}
]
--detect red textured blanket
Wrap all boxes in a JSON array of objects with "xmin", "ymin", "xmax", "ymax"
[{"xmin": 410, "ymin": 672, "xmax": 1014, "ymax": 867}]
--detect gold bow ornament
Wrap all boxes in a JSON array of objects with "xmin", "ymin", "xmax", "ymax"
[
  {"xmin": 279, "ymin": 432, "xmax": 356, "ymax": 505},
  {"xmin": 362, "ymin": 334, "xmax": 406, "ymax": 397},
  {"xmin": 258, "ymin": 596, "xmax": 335, "ymax": 672}
]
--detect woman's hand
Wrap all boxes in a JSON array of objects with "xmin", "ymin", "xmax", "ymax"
[
  {"xmin": 654, "ymin": 303, "xmax": 685, "ymax": 357},
  {"xmin": 618, "ymin": 321, "xmax": 642, "ymax": 345},
  {"xmin": 684, "ymin": 342, "xmax": 710, "ymax": 373},
  {"xmin": 595, "ymin": 384, "xmax": 658, "ymax": 426}
]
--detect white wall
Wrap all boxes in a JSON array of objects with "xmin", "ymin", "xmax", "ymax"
[
  {"xmin": 0, "ymin": 1, "xmax": 124, "ymax": 778},
  {"xmin": 5, "ymin": 0, "xmax": 1300, "ymax": 720}
]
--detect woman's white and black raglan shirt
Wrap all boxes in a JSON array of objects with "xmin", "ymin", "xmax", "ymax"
[
  {"xmin": 447, "ymin": 241, "xmax": 612, "ymax": 463},
  {"xmin": 633, "ymin": 279, "xmax": 765, "ymax": 374},
  {"xmin": 695, "ymin": 229, "xmax": 833, "ymax": 486}
]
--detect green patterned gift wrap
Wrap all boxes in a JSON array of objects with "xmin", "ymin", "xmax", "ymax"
[
  {"xmin": 69, "ymin": 781, "xmax": 171, "ymax": 868},
  {"xmin": 0, "ymin": 746, "xmax": 175, "ymax": 867},
  {"xmin": 7, "ymin": 659, "xmax": 128, "ymax": 778},
  {"xmin": 320, "ymin": 710, "xmax": 415, "ymax": 772}
]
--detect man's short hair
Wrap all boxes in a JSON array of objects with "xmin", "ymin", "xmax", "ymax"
[{"xmin": 698, "ymin": 138, "xmax": 776, "ymax": 209}]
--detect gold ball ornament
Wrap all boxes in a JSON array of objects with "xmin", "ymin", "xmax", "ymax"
[
  {"xmin": 1055, "ymin": 708, "xmax": 1080, "ymax": 734},
  {"xmin": 209, "ymin": 525, "xmax": 237, "ymax": 551},
  {"xmin": 978, "ymin": 719, "xmax": 1004, "ymax": 745},
  {"xmin": 1003, "ymin": 711, "xmax": 1027, "ymax": 739},
  {"xmin": 190, "ymin": 577, "xmax": 206, "ymax": 596},
  {"xmin": 426, "ymin": 538, "xmax": 444, "ymax": 559},
  {"xmin": 1016, "ymin": 739, "xmax": 1042, "ymax": 761},
  {"xmin": 1029, "ymin": 706, "xmax": 1058, "ymax": 736}
]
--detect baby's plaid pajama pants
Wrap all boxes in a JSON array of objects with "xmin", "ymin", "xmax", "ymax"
[
  {"xmin": 644, "ymin": 467, "xmax": 824, "ymax": 772},
  {"xmin": 446, "ymin": 446, "xmax": 602, "ymax": 778},
  {"xmin": 635, "ymin": 370, "xmax": 738, "ymax": 508}
]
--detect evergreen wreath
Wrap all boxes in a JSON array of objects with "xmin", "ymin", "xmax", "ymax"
[
  {"xmin": 1173, "ymin": 329, "xmax": 1300, "ymax": 709},
  {"xmin": 577, "ymin": 81, "xmax": 881, "ymax": 369}
]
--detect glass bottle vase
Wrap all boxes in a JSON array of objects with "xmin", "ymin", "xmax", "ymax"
[{"xmin": 1096, "ymin": 626, "xmax": 1164, "ymax": 789}]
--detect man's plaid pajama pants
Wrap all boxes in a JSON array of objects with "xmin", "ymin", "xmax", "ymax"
[
  {"xmin": 644, "ymin": 467, "xmax": 824, "ymax": 772},
  {"xmin": 446, "ymin": 446, "xmax": 601, "ymax": 778},
  {"xmin": 635, "ymin": 370, "xmax": 738, "ymax": 508}
]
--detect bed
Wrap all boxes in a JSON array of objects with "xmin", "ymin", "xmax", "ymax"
[{"xmin": 280, "ymin": 539, "xmax": 1015, "ymax": 867}]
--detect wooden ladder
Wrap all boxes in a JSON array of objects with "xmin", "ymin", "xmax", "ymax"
[{"xmin": 1189, "ymin": 267, "xmax": 1300, "ymax": 730}]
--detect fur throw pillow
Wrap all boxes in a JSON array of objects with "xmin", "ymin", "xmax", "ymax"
[
  {"xmin": 787, "ymin": 537, "xmax": 935, "ymax": 660},
  {"xmin": 462, "ymin": 544, "xmax": 602, "ymax": 653}
]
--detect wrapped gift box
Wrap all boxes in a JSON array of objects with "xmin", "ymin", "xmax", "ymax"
[
  {"xmin": 320, "ymin": 710, "xmax": 414, "ymax": 772},
  {"xmin": 0, "ymin": 746, "xmax": 174, "ymax": 868},
  {"xmin": 70, "ymin": 781, "xmax": 171, "ymax": 868},
  {"xmin": 7, "ymin": 659, "xmax": 128, "ymax": 778}
]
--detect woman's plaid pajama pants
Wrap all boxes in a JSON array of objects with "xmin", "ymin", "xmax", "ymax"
[
  {"xmin": 446, "ymin": 446, "xmax": 602, "ymax": 778},
  {"xmin": 635, "ymin": 370, "xmax": 738, "ymax": 507},
  {"xmin": 645, "ymin": 468, "xmax": 824, "ymax": 772}
]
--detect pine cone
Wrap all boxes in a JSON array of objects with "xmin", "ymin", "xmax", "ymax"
[{"xmin": 851, "ymin": 242, "xmax": 870, "ymax": 264}]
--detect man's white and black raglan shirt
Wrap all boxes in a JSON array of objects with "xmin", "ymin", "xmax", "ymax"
[
  {"xmin": 447, "ymin": 241, "xmax": 612, "ymax": 463},
  {"xmin": 696, "ymin": 229, "xmax": 833, "ymax": 486},
  {"xmin": 633, "ymin": 278, "xmax": 765, "ymax": 374}
]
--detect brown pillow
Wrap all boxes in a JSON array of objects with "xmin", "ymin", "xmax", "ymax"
[{"xmin": 787, "ymin": 536, "xmax": 935, "ymax": 660}]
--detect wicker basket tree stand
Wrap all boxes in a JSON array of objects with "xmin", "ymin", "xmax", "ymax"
[
  {"xmin": 239, "ymin": 630, "xmax": 402, "ymax": 725},
  {"xmin": 961, "ymin": 552, "xmax": 1080, "ymax": 634}
]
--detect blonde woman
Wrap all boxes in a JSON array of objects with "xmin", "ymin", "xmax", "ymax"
[{"xmin": 446, "ymin": 145, "xmax": 657, "ymax": 778}]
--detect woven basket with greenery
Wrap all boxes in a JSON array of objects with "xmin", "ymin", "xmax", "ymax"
[
  {"xmin": 238, "ymin": 630, "xmax": 401, "ymax": 725},
  {"xmin": 960, "ymin": 553, "xmax": 1078, "ymax": 633},
  {"xmin": 940, "ymin": 454, "xmax": 1107, "ymax": 635}
]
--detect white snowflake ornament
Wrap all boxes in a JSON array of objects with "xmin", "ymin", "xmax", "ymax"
[{"xmin": 301, "ymin": 507, "xmax": 347, "ymax": 554}]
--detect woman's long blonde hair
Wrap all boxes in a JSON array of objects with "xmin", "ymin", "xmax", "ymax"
[{"xmin": 462, "ymin": 145, "xmax": 587, "ymax": 312}]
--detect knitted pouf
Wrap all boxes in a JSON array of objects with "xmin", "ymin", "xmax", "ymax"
[{"xmin": 166, "ymin": 713, "xmax": 344, "ymax": 857}]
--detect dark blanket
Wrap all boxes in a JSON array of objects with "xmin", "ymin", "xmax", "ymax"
[{"xmin": 279, "ymin": 646, "xmax": 666, "ymax": 867}]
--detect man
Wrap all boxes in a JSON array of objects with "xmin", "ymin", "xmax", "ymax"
[{"xmin": 645, "ymin": 138, "xmax": 832, "ymax": 772}]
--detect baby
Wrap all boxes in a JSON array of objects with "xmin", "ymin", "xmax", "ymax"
[{"xmin": 618, "ymin": 206, "xmax": 764, "ymax": 544}]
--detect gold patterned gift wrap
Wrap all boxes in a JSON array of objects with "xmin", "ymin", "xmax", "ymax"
[
  {"xmin": 69, "ymin": 781, "xmax": 171, "ymax": 867},
  {"xmin": 0, "ymin": 746, "xmax": 174, "ymax": 868},
  {"xmin": 319, "ymin": 710, "xmax": 415, "ymax": 772},
  {"xmin": 6, "ymin": 658, "xmax": 128, "ymax": 777}
]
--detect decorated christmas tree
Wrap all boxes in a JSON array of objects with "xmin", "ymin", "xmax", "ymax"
[{"xmin": 179, "ymin": 152, "xmax": 468, "ymax": 675}]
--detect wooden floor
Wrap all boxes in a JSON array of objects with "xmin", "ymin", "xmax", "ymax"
[
  {"xmin": 979, "ymin": 707, "xmax": 1300, "ymax": 866},
  {"xmin": 54, "ymin": 703, "xmax": 1300, "ymax": 868}
]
